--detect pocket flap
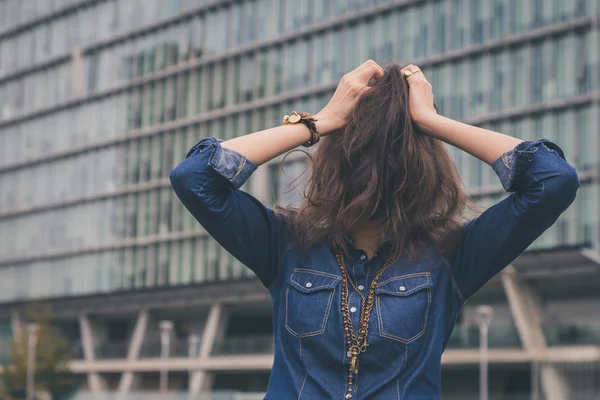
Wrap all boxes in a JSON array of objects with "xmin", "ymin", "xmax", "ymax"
[
  {"xmin": 375, "ymin": 273, "xmax": 432, "ymax": 297},
  {"xmin": 288, "ymin": 269, "xmax": 341, "ymax": 293}
]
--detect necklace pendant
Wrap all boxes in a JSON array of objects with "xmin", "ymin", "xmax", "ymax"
[{"xmin": 350, "ymin": 355, "xmax": 359, "ymax": 375}]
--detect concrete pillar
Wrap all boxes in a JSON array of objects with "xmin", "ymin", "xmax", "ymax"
[
  {"xmin": 78, "ymin": 314, "xmax": 108, "ymax": 392},
  {"xmin": 118, "ymin": 309, "xmax": 150, "ymax": 393},
  {"xmin": 189, "ymin": 304, "xmax": 228, "ymax": 394},
  {"xmin": 501, "ymin": 265, "xmax": 570, "ymax": 400}
]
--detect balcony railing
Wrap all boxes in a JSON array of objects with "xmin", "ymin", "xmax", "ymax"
[
  {"xmin": 543, "ymin": 323, "xmax": 600, "ymax": 346},
  {"xmin": 139, "ymin": 338, "xmax": 190, "ymax": 358},
  {"xmin": 94, "ymin": 341, "xmax": 129, "ymax": 359},
  {"xmin": 447, "ymin": 324, "xmax": 521, "ymax": 349},
  {"xmin": 212, "ymin": 335, "xmax": 274, "ymax": 356}
]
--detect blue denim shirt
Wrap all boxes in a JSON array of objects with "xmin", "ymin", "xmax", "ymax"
[{"xmin": 170, "ymin": 137, "xmax": 579, "ymax": 399}]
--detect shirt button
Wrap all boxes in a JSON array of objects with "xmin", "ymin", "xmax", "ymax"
[
  {"xmin": 305, "ymin": 282, "xmax": 312, "ymax": 288},
  {"xmin": 360, "ymin": 254, "xmax": 366, "ymax": 260},
  {"xmin": 350, "ymin": 307, "xmax": 357, "ymax": 313},
  {"xmin": 358, "ymin": 285, "xmax": 364, "ymax": 290},
  {"xmin": 399, "ymin": 285, "xmax": 406, "ymax": 291}
]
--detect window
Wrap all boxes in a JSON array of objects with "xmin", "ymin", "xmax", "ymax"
[
  {"xmin": 414, "ymin": 5, "xmax": 429, "ymax": 58},
  {"xmin": 239, "ymin": 55, "xmax": 255, "ymax": 102},
  {"xmin": 575, "ymin": 107, "xmax": 592, "ymax": 170},
  {"xmin": 134, "ymin": 246, "xmax": 147, "ymax": 289},
  {"xmin": 255, "ymin": 52, "xmax": 268, "ymax": 99},
  {"xmin": 169, "ymin": 241, "xmax": 182, "ymax": 285},
  {"xmin": 491, "ymin": 0, "xmax": 506, "ymax": 39},
  {"xmin": 194, "ymin": 236, "xmax": 208, "ymax": 283},
  {"xmin": 159, "ymin": 187, "xmax": 173, "ymax": 235},
  {"xmin": 180, "ymin": 239, "xmax": 194, "ymax": 284},
  {"xmin": 576, "ymin": 33, "xmax": 591, "ymax": 94},
  {"xmin": 313, "ymin": 0, "xmax": 331, "ymax": 23},
  {"xmin": 157, "ymin": 242, "xmax": 170, "ymax": 286},
  {"xmin": 145, "ymin": 245, "xmax": 158, "ymax": 288},
  {"xmin": 530, "ymin": 44, "xmax": 543, "ymax": 103},
  {"xmin": 509, "ymin": 47, "xmax": 527, "ymax": 108},
  {"xmin": 243, "ymin": 0, "xmax": 256, "ymax": 43}
]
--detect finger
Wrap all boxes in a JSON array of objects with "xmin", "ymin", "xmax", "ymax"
[
  {"xmin": 354, "ymin": 59, "xmax": 378, "ymax": 73},
  {"xmin": 354, "ymin": 60, "xmax": 384, "ymax": 83},
  {"xmin": 401, "ymin": 64, "xmax": 423, "ymax": 77},
  {"xmin": 358, "ymin": 63, "xmax": 385, "ymax": 84},
  {"xmin": 402, "ymin": 64, "xmax": 428, "ymax": 84},
  {"xmin": 401, "ymin": 64, "xmax": 417, "ymax": 75}
]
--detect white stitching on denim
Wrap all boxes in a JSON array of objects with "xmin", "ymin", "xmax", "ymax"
[
  {"xmin": 377, "ymin": 272, "xmax": 430, "ymax": 287},
  {"xmin": 289, "ymin": 269, "xmax": 341, "ymax": 292},
  {"xmin": 397, "ymin": 377, "xmax": 401, "ymax": 400},
  {"xmin": 376, "ymin": 280, "xmax": 431, "ymax": 296},
  {"xmin": 292, "ymin": 268, "xmax": 342, "ymax": 280},
  {"xmin": 299, "ymin": 339, "xmax": 302, "ymax": 360},
  {"xmin": 375, "ymin": 286, "xmax": 432, "ymax": 344},
  {"xmin": 441, "ymin": 257, "xmax": 467, "ymax": 303},
  {"xmin": 298, "ymin": 372, "xmax": 307, "ymax": 400},
  {"xmin": 285, "ymin": 285, "xmax": 337, "ymax": 338},
  {"xmin": 209, "ymin": 140, "xmax": 223, "ymax": 168}
]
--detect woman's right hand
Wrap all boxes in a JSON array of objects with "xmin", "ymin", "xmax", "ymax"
[{"xmin": 314, "ymin": 60, "xmax": 385, "ymax": 135}]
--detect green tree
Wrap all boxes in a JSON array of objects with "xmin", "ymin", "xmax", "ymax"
[{"xmin": 0, "ymin": 304, "xmax": 74, "ymax": 399}]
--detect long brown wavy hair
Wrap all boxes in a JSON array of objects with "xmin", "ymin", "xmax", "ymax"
[{"xmin": 274, "ymin": 64, "xmax": 474, "ymax": 262}]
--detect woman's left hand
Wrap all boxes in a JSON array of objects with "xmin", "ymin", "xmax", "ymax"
[{"xmin": 401, "ymin": 64, "xmax": 438, "ymax": 129}]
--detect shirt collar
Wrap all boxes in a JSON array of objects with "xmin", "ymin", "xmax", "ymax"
[{"xmin": 343, "ymin": 233, "xmax": 392, "ymax": 262}]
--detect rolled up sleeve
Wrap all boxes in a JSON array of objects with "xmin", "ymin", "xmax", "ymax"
[{"xmin": 184, "ymin": 136, "xmax": 257, "ymax": 190}]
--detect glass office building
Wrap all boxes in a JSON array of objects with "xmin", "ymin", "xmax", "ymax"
[{"xmin": 0, "ymin": 0, "xmax": 599, "ymax": 397}]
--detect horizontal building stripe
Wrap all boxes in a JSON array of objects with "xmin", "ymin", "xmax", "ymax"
[
  {"xmin": 0, "ymin": 6, "xmax": 592, "ymax": 129},
  {"xmin": 0, "ymin": 229, "xmax": 208, "ymax": 268},
  {"xmin": 0, "ymin": 0, "xmax": 106, "ymax": 41}
]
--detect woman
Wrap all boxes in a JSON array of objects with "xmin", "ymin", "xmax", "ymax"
[{"xmin": 170, "ymin": 60, "xmax": 579, "ymax": 399}]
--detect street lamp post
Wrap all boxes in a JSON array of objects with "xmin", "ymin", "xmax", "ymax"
[
  {"xmin": 26, "ymin": 323, "xmax": 40, "ymax": 400},
  {"xmin": 474, "ymin": 305, "xmax": 494, "ymax": 400},
  {"xmin": 159, "ymin": 320, "xmax": 174, "ymax": 393},
  {"xmin": 188, "ymin": 334, "xmax": 200, "ymax": 397}
]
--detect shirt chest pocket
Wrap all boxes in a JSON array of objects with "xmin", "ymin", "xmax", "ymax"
[
  {"xmin": 375, "ymin": 273, "xmax": 433, "ymax": 344},
  {"xmin": 285, "ymin": 269, "xmax": 341, "ymax": 338}
]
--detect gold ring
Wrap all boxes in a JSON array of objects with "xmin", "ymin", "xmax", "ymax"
[{"xmin": 404, "ymin": 68, "xmax": 421, "ymax": 78}]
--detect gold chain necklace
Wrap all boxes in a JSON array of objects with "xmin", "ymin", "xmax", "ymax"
[{"xmin": 335, "ymin": 246, "xmax": 396, "ymax": 399}]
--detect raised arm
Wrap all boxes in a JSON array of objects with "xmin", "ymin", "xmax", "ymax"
[
  {"xmin": 401, "ymin": 64, "xmax": 580, "ymax": 304},
  {"xmin": 170, "ymin": 60, "xmax": 384, "ymax": 288}
]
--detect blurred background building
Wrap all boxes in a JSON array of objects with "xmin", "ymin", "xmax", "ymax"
[{"xmin": 0, "ymin": 0, "xmax": 599, "ymax": 398}]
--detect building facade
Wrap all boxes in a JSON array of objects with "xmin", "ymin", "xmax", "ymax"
[{"xmin": 0, "ymin": 0, "xmax": 599, "ymax": 398}]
